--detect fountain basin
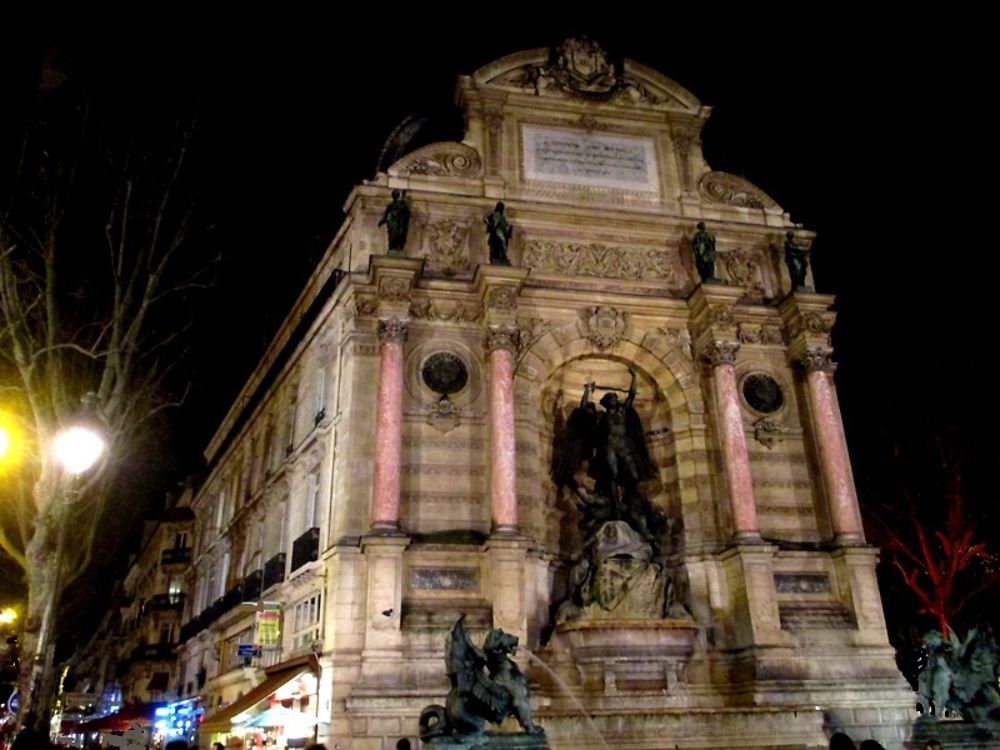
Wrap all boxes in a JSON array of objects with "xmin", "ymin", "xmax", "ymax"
[{"xmin": 550, "ymin": 618, "xmax": 697, "ymax": 696}]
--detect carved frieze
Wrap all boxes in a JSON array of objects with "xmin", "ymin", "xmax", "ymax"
[
  {"xmin": 706, "ymin": 304, "xmax": 734, "ymax": 327},
  {"xmin": 485, "ymin": 286, "xmax": 518, "ymax": 311},
  {"xmin": 803, "ymin": 311, "xmax": 835, "ymax": 334},
  {"xmin": 720, "ymin": 248, "xmax": 766, "ymax": 301},
  {"xmin": 737, "ymin": 324, "xmax": 761, "ymax": 344},
  {"xmin": 354, "ymin": 296, "xmax": 378, "ymax": 318},
  {"xmin": 422, "ymin": 219, "xmax": 470, "ymax": 277},
  {"xmin": 378, "ymin": 276, "xmax": 412, "ymax": 303},
  {"xmin": 522, "ymin": 239, "xmax": 676, "ymax": 283},
  {"xmin": 582, "ymin": 306, "xmax": 627, "ymax": 349},
  {"xmin": 392, "ymin": 142, "xmax": 482, "ymax": 178},
  {"xmin": 698, "ymin": 171, "xmax": 779, "ymax": 210},
  {"xmin": 409, "ymin": 298, "xmax": 483, "ymax": 323}
]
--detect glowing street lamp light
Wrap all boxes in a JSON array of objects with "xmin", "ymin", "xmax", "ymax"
[
  {"xmin": 52, "ymin": 425, "xmax": 105, "ymax": 475},
  {"xmin": 0, "ymin": 608, "xmax": 16, "ymax": 626}
]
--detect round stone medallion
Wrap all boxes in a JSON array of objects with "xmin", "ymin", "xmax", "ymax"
[
  {"xmin": 742, "ymin": 373, "xmax": 784, "ymax": 414},
  {"xmin": 421, "ymin": 352, "xmax": 469, "ymax": 397}
]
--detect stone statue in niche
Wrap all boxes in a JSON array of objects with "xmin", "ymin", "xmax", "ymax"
[
  {"xmin": 691, "ymin": 221, "xmax": 720, "ymax": 283},
  {"xmin": 484, "ymin": 202, "xmax": 513, "ymax": 265},
  {"xmin": 378, "ymin": 189, "xmax": 411, "ymax": 255},
  {"xmin": 551, "ymin": 368, "xmax": 689, "ymax": 624},
  {"xmin": 784, "ymin": 230, "xmax": 812, "ymax": 290},
  {"xmin": 419, "ymin": 616, "xmax": 547, "ymax": 748}
]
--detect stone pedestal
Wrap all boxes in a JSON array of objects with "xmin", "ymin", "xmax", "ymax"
[
  {"xmin": 423, "ymin": 733, "xmax": 550, "ymax": 750},
  {"xmin": 359, "ymin": 534, "xmax": 410, "ymax": 684},
  {"xmin": 553, "ymin": 619, "xmax": 696, "ymax": 697}
]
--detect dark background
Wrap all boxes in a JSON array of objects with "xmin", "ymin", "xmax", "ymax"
[{"xmin": 0, "ymin": 15, "xmax": 993, "ymax": 651}]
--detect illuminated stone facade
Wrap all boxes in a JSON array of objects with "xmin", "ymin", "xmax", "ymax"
[{"xmin": 178, "ymin": 40, "xmax": 915, "ymax": 750}]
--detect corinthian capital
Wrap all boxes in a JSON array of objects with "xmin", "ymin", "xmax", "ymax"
[
  {"xmin": 701, "ymin": 340, "xmax": 740, "ymax": 367},
  {"xmin": 800, "ymin": 347, "xmax": 836, "ymax": 373},
  {"xmin": 377, "ymin": 317, "xmax": 408, "ymax": 345},
  {"xmin": 484, "ymin": 325, "xmax": 520, "ymax": 354}
]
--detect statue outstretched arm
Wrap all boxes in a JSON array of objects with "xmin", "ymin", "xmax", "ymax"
[{"xmin": 626, "ymin": 368, "xmax": 637, "ymax": 408}]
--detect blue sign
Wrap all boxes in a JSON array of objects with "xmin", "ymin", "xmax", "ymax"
[
  {"xmin": 236, "ymin": 644, "xmax": 260, "ymax": 657},
  {"xmin": 7, "ymin": 689, "xmax": 19, "ymax": 715}
]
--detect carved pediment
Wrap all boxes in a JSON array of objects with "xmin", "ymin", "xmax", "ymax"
[
  {"xmin": 698, "ymin": 171, "xmax": 780, "ymax": 211},
  {"xmin": 388, "ymin": 142, "xmax": 482, "ymax": 178},
  {"xmin": 472, "ymin": 41, "xmax": 703, "ymax": 113}
]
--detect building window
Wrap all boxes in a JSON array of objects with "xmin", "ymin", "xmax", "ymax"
[
  {"xmin": 290, "ymin": 592, "xmax": 322, "ymax": 652},
  {"xmin": 306, "ymin": 471, "xmax": 321, "ymax": 531},
  {"xmin": 214, "ymin": 491, "xmax": 224, "ymax": 530},
  {"xmin": 221, "ymin": 627, "xmax": 254, "ymax": 673},
  {"xmin": 159, "ymin": 623, "xmax": 175, "ymax": 644},
  {"xmin": 286, "ymin": 393, "xmax": 298, "ymax": 453},
  {"xmin": 314, "ymin": 366, "xmax": 326, "ymax": 422}
]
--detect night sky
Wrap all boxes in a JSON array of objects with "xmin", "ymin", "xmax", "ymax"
[{"xmin": 1, "ymin": 17, "xmax": 994, "ymax": 634}]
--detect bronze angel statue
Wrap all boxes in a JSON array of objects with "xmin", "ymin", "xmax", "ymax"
[
  {"xmin": 419, "ymin": 616, "xmax": 542, "ymax": 740},
  {"xmin": 553, "ymin": 367, "xmax": 664, "ymax": 543}
]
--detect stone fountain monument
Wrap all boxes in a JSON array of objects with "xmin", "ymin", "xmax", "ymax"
[{"xmin": 308, "ymin": 36, "xmax": 917, "ymax": 750}]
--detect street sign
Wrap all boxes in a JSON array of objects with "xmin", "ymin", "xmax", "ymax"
[
  {"xmin": 7, "ymin": 689, "xmax": 18, "ymax": 715},
  {"xmin": 237, "ymin": 644, "xmax": 261, "ymax": 657}
]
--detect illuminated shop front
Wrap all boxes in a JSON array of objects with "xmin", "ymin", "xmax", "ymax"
[{"xmin": 199, "ymin": 655, "xmax": 319, "ymax": 748}]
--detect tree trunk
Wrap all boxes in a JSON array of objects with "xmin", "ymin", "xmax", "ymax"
[{"xmin": 17, "ymin": 465, "xmax": 67, "ymax": 733}]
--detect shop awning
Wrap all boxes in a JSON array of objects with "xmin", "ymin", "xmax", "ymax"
[
  {"xmin": 78, "ymin": 702, "xmax": 165, "ymax": 732},
  {"xmin": 199, "ymin": 658, "xmax": 317, "ymax": 734}
]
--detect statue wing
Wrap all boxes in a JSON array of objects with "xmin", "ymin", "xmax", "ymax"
[
  {"xmin": 446, "ymin": 615, "xmax": 484, "ymax": 685},
  {"xmin": 553, "ymin": 405, "xmax": 598, "ymax": 485},
  {"xmin": 626, "ymin": 407, "xmax": 657, "ymax": 480}
]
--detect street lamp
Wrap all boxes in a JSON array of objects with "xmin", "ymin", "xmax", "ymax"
[{"xmin": 24, "ymin": 395, "xmax": 106, "ymax": 733}]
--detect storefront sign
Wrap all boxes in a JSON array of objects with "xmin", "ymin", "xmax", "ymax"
[{"xmin": 256, "ymin": 603, "xmax": 282, "ymax": 647}]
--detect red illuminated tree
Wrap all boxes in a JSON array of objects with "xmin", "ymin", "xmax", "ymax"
[{"xmin": 865, "ymin": 447, "xmax": 1000, "ymax": 638}]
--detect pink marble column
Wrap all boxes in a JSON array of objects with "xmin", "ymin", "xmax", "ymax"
[
  {"xmin": 703, "ymin": 341, "xmax": 761, "ymax": 542},
  {"xmin": 802, "ymin": 349, "xmax": 864, "ymax": 545},
  {"xmin": 486, "ymin": 326, "xmax": 519, "ymax": 533},
  {"xmin": 371, "ymin": 318, "xmax": 407, "ymax": 532}
]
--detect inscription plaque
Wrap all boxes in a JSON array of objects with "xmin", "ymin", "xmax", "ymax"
[
  {"xmin": 410, "ymin": 567, "xmax": 480, "ymax": 592},
  {"xmin": 522, "ymin": 125, "xmax": 659, "ymax": 193}
]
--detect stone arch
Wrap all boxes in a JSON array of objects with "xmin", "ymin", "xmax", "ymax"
[
  {"xmin": 513, "ymin": 322, "xmax": 719, "ymax": 552},
  {"xmin": 514, "ymin": 324, "xmax": 701, "ymax": 432}
]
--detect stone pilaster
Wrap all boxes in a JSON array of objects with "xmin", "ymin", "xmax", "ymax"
[
  {"xmin": 703, "ymin": 340, "xmax": 761, "ymax": 543},
  {"xmin": 720, "ymin": 543, "xmax": 786, "ymax": 649},
  {"xmin": 475, "ymin": 265, "xmax": 529, "ymax": 535},
  {"xmin": 368, "ymin": 256, "xmax": 422, "ymax": 533},
  {"xmin": 801, "ymin": 348, "xmax": 864, "ymax": 545},
  {"xmin": 485, "ymin": 536, "xmax": 532, "ymax": 643},
  {"xmin": 485, "ymin": 326, "xmax": 520, "ymax": 533},
  {"xmin": 370, "ymin": 318, "xmax": 407, "ymax": 531},
  {"xmin": 688, "ymin": 284, "xmax": 761, "ymax": 544},
  {"xmin": 832, "ymin": 546, "xmax": 891, "ymax": 646},
  {"xmin": 781, "ymin": 293, "xmax": 864, "ymax": 546},
  {"xmin": 358, "ymin": 534, "xmax": 409, "ymax": 682}
]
